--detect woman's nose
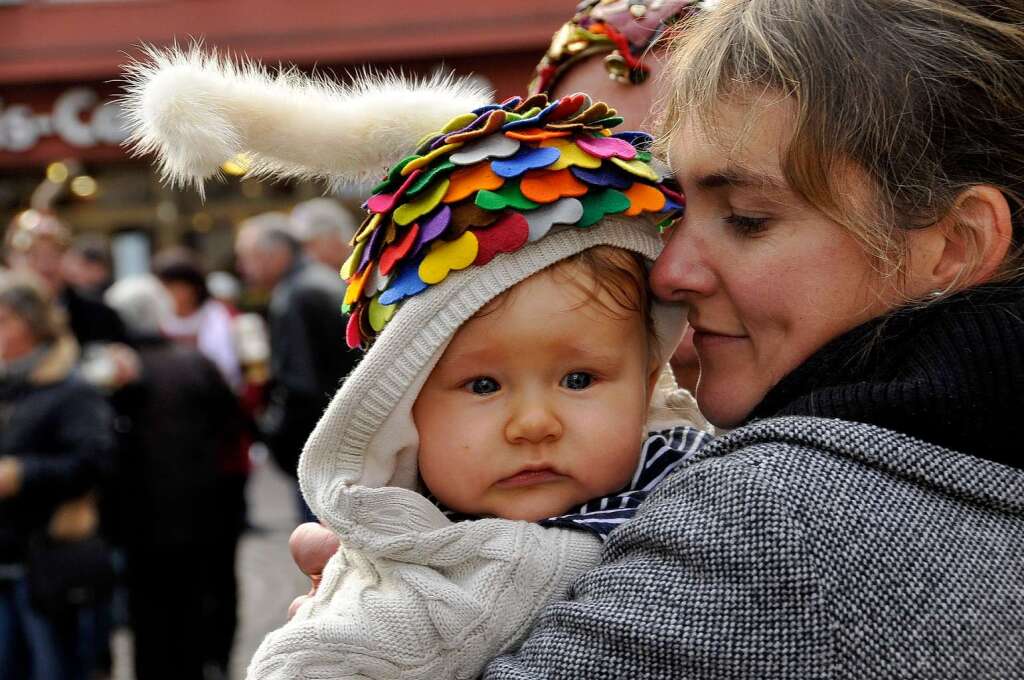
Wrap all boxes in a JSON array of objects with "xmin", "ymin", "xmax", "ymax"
[
  {"xmin": 504, "ymin": 397, "xmax": 563, "ymax": 445},
  {"xmin": 650, "ymin": 220, "xmax": 716, "ymax": 303}
]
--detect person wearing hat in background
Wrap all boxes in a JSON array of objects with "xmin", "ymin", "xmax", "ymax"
[
  {"xmin": 290, "ymin": 198, "xmax": 359, "ymax": 275},
  {"xmin": 234, "ymin": 212, "xmax": 351, "ymax": 522},
  {"xmin": 0, "ymin": 271, "xmax": 115, "ymax": 680}
]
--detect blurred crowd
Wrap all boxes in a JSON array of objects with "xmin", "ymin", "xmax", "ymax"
[{"xmin": 0, "ymin": 198, "xmax": 361, "ymax": 680}]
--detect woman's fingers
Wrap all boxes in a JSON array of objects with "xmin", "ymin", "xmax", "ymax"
[
  {"xmin": 288, "ymin": 594, "xmax": 309, "ymax": 621},
  {"xmin": 289, "ymin": 522, "xmax": 340, "ymax": 578}
]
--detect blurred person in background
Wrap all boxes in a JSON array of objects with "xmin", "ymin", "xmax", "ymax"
[
  {"xmin": 153, "ymin": 247, "xmax": 243, "ymax": 391},
  {"xmin": 0, "ymin": 271, "xmax": 115, "ymax": 680},
  {"xmin": 105, "ymin": 275, "xmax": 245, "ymax": 680},
  {"xmin": 5, "ymin": 212, "xmax": 126, "ymax": 349},
  {"xmin": 149, "ymin": 252, "xmax": 252, "ymax": 677},
  {"xmin": 235, "ymin": 212, "xmax": 351, "ymax": 522},
  {"xmin": 207, "ymin": 270, "xmax": 242, "ymax": 311},
  {"xmin": 63, "ymin": 235, "xmax": 114, "ymax": 300},
  {"xmin": 289, "ymin": 198, "xmax": 357, "ymax": 274}
]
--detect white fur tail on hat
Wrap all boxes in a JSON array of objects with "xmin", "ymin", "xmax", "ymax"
[{"xmin": 120, "ymin": 43, "xmax": 493, "ymax": 197}]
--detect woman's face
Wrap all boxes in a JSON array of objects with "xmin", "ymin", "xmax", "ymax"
[
  {"xmin": 651, "ymin": 98, "xmax": 895, "ymax": 427},
  {"xmin": 0, "ymin": 304, "xmax": 37, "ymax": 362}
]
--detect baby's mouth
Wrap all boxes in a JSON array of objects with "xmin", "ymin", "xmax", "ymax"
[{"xmin": 495, "ymin": 467, "xmax": 567, "ymax": 489}]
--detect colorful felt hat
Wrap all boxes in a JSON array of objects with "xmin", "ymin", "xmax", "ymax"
[
  {"xmin": 530, "ymin": 0, "xmax": 711, "ymax": 95},
  {"xmin": 119, "ymin": 49, "xmax": 688, "ymax": 533},
  {"xmin": 342, "ymin": 91, "xmax": 684, "ymax": 349}
]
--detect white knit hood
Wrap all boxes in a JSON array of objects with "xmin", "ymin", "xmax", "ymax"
[{"xmin": 298, "ymin": 216, "xmax": 684, "ymax": 541}]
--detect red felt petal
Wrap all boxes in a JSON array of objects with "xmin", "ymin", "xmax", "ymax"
[
  {"xmin": 379, "ymin": 223, "xmax": 420, "ymax": 276},
  {"xmin": 472, "ymin": 213, "xmax": 529, "ymax": 266},
  {"xmin": 346, "ymin": 311, "xmax": 363, "ymax": 349}
]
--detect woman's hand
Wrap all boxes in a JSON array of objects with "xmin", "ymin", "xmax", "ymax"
[
  {"xmin": 287, "ymin": 522, "xmax": 340, "ymax": 619},
  {"xmin": 0, "ymin": 457, "xmax": 22, "ymax": 499}
]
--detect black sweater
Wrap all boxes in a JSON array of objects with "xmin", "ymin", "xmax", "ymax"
[{"xmin": 750, "ymin": 282, "xmax": 1024, "ymax": 468}]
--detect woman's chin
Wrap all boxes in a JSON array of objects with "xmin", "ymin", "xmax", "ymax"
[{"xmin": 694, "ymin": 375, "xmax": 758, "ymax": 430}]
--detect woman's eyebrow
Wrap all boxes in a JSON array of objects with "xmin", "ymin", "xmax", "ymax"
[{"xmin": 695, "ymin": 166, "xmax": 787, "ymax": 192}]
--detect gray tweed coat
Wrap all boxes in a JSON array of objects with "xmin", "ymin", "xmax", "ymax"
[{"xmin": 484, "ymin": 416, "xmax": 1024, "ymax": 679}]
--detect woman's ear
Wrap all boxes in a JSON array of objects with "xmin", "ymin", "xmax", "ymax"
[{"xmin": 929, "ymin": 185, "xmax": 1014, "ymax": 290}]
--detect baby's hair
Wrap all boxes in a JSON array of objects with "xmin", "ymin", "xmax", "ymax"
[
  {"xmin": 658, "ymin": 0, "xmax": 1024, "ymax": 295},
  {"xmin": 477, "ymin": 245, "xmax": 657, "ymax": 360}
]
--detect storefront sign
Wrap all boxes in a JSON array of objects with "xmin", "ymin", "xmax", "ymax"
[{"xmin": 0, "ymin": 87, "xmax": 127, "ymax": 153}]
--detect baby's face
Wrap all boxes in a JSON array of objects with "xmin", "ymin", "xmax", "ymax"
[{"xmin": 413, "ymin": 266, "xmax": 657, "ymax": 522}]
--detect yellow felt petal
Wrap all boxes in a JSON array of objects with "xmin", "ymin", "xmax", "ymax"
[
  {"xmin": 542, "ymin": 139, "xmax": 601, "ymax": 171},
  {"xmin": 368, "ymin": 296, "xmax": 397, "ymax": 332},
  {"xmin": 340, "ymin": 240, "xmax": 366, "ymax": 280},
  {"xmin": 418, "ymin": 232, "xmax": 479, "ymax": 285},
  {"xmin": 441, "ymin": 113, "xmax": 478, "ymax": 134},
  {"xmin": 402, "ymin": 143, "xmax": 462, "ymax": 175},
  {"xmin": 393, "ymin": 179, "xmax": 451, "ymax": 226},
  {"xmin": 354, "ymin": 213, "xmax": 382, "ymax": 243},
  {"xmin": 611, "ymin": 157, "xmax": 660, "ymax": 182}
]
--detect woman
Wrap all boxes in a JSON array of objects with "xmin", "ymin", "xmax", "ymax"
[
  {"xmin": 0, "ymin": 272, "xmax": 114, "ymax": 680},
  {"xmin": 154, "ymin": 247, "xmax": 243, "ymax": 392},
  {"xmin": 293, "ymin": 1, "xmax": 1024, "ymax": 676}
]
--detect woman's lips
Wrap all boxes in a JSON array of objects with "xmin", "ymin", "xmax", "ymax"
[
  {"xmin": 691, "ymin": 329, "xmax": 747, "ymax": 349},
  {"xmin": 495, "ymin": 469, "xmax": 566, "ymax": 489}
]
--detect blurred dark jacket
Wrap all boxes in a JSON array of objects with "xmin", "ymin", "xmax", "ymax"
[
  {"xmin": 109, "ymin": 335, "xmax": 243, "ymax": 548},
  {"xmin": 0, "ymin": 337, "xmax": 114, "ymax": 567},
  {"xmin": 261, "ymin": 257, "xmax": 355, "ymax": 476},
  {"xmin": 61, "ymin": 286, "xmax": 127, "ymax": 347}
]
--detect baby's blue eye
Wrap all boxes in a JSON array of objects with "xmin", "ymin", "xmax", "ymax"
[
  {"xmin": 561, "ymin": 372, "xmax": 593, "ymax": 390},
  {"xmin": 467, "ymin": 377, "xmax": 500, "ymax": 395}
]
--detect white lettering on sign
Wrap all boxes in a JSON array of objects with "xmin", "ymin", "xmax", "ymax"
[{"xmin": 0, "ymin": 87, "xmax": 129, "ymax": 153}]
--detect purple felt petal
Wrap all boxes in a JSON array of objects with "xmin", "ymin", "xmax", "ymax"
[
  {"xmin": 412, "ymin": 205, "xmax": 452, "ymax": 257},
  {"xmin": 434, "ymin": 110, "xmax": 492, "ymax": 149},
  {"xmin": 570, "ymin": 165, "xmax": 633, "ymax": 190},
  {"xmin": 360, "ymin": 221, "xmax": 387, "ymax": 271}
]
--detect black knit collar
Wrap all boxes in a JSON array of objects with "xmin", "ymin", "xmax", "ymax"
[{"xmin": 748, "ymin": 282, "xmax": 1024, "ymax": 468}]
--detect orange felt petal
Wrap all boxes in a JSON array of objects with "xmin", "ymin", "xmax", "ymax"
[
  {"xmin": 505, "ymin": 128, "xmax": 572, "ymax": 142},
  {"xmin": 623, "ymin": 182, "xmax": 667, "ymax": 216},
  {"xmin": 520, "ymin": 169, "xmax": 589, "ymax": 204},
  {"xmin": 443, "ymin": 164, "xmax": 505, "ymax": 204}
]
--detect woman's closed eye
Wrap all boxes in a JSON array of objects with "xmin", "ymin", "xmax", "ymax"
[
  {"xmin": 464, "ymin": 376, "xmax": 501, "ymax": 395},
  {"xmin": 561, "ymin": 371, "xmax": 594, "ymax": 391},
  {"xmin": 724, "ymin": 212, "xmax": 770, "ymax": 236}
]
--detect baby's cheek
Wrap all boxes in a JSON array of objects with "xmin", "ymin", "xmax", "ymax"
[{"xmin": 572, "ymin": 408, "xmax": 644, "ymax": 494}]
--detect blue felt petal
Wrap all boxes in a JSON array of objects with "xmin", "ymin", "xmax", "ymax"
[
  {"xmin": 613, "ymin": 131, "xmax": 655, "ymax": 150},
  {"xmin": 501, "ymin": 99, "xmax": 563, "ymax": 130},
  {"xmin": 379, "ymin": 260, "xmax": 428, "ymax": 306},
  {"xmin": 491, "ymin": 146, "xmax": 562, "ymax": 178}
]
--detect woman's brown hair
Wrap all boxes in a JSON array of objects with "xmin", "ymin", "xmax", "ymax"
[{"xmin": 658, "ymin": 0, "xmax": 1024, "ymax": 291}]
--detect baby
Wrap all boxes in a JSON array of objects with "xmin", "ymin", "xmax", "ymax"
[{"xmin": 245, "ymin": 94, "xmax": 710, "ymax": 679}]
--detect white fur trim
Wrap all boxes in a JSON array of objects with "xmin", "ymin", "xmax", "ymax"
[{"xmin": 120, "ymin": 43, "xmax": 493, "ymax": 197}]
